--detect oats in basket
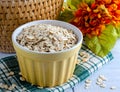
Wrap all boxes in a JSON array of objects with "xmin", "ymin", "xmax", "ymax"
[{"xmin": 16, "ymin": 24, "xmax": 78, "ymax": 52}]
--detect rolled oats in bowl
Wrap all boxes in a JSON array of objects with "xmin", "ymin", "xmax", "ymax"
[
  {"xmin": 12, "ymin": 20, "xmax": 83, "ymax": 87},
  {"xmin": 16, "ymin": 24, "xmax": 78, "ymax": 52}
]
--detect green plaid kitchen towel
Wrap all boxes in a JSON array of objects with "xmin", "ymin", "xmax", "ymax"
[{"xmin": 0, "ymin": 44, "xmax": 113, "ymax": 92}]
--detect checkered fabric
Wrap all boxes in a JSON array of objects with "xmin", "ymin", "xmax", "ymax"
[{"xmin": 0, "ymin": 45, "xmax": 113, "ymax": 92}]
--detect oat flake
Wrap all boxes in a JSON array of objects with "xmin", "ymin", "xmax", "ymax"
[{"xmin": 17, "ymin": 24, "xmax": 77, "ymax": 52}]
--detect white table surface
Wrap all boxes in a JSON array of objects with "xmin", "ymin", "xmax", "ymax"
[{"xmin": 0, "ymin": 39, "xmax": 120, "ymax": 92}]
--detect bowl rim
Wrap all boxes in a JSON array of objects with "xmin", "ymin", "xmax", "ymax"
[{"xmin": 12, "ymin": 20, "xmax": 83, "ymax": 55}]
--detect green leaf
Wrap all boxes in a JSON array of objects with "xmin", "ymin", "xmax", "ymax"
[
  {"xmin": 85, "ymin": 25, "xmax": 118, "ymax": 57},
  {"xmin": 115, "ymin": 24, "xmax": 120, "ymax": 38},
  {"xmin": 58, "ymin": 9, "xmax": 74, "ymax": 22},
  {"xmin": 66, "ymin": 0, "xmax": 81, "ymax": 10},
  {"xmin": 66, "ymin": 0, "xmax": 95, "ymax": 10}
]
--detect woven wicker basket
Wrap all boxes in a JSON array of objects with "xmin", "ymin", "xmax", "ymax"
[{"xmin": 0, "ymin": 0, "xmax": 63, "ymax": 53}]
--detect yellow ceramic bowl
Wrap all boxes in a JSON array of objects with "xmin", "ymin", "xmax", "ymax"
[{"xmin": 12, "ymin": 20, "xmax": 83, "ymax": 87}]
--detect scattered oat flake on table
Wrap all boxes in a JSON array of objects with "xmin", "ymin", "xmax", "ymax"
[
  {"xmin": 80, "ymin": 51, "xmax": 89, "ymax": 58},
  {"xmin": 11, "ymin": 84, "xmax": 16, "ymax": 88},
  {"xmin": 20, "ymin": 77, "xmax": 26, "ymax": 81},
  {"xmin": 79, "ymin": 51, "xmax": 90, "ymax": 62},
  {"xmin": 84, "ymin": 86, "xmax": 90, "ymax": 89},
  {"xmin": 37, "ymin": 86, "xmax": 43, "ymax": 89},
  {"xmin": 97, "ymin": 78, "xmax": 103, "ymax": 83},
  {"xmin": 8, "ymin": 71, "xmax": 14, "ymax": 76},
  {"xmin": 19, "ymin": 72, "xmax": 22, "ymax": 75},
  {"xmin": 110, "ymin": 86, "xmax": 117, "ymax": 90},
  {"xmin": 99, "ymin": 75, "xmax": 107, "ymax": 81},
  {"xmin": 3, "ymin": 84, "xmax": 9, "ymax": 89},
  {"xmin": 84, "ymin": 79, "xmax": 92, "ymax": 89},
  {"xmin": 100, "ymin": 83, "xmax": 106, "ymax": 88},
  {"xmin": 77, "ymin": 59, "xmax": 81, "ymax": 64},
  {"xmin": 8, "ymin": 86, "xmax": 14, "ymax": 91},
  {"xmin": 85, "ymin": 83, "xmax": 91, "ymax": 87},
  {"xmin": 22, "ymin": 87, "xmax": 27, "ymax": 91},
  {"xmin": 85, "ymin": 79, "xmax": 92, "ymax": 84},
  {"xmin": 1, "ymin": 84, "xmax": 9, "ymax": 89},
  {"xmin": 84, "ymin": 75, "xmax": 118, "ymax": 90},
  {"xmin": 82, "ymin": 58, "xmax": 89, "ymax": 62},
  {"xmin": 79, "ymin": 51, "xmax": 86, "ymax": 56},
  {"xmin": 96, "ymin": 75, "xmax": 107, "ymax": 88},
  {"xmin": 96, "ymin": 81, "xmax": 102, "ymax": 85}
]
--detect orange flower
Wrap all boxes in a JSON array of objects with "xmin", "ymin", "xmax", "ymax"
[
  {"xmin": 95, "ymin": 0, "xmax": 112, "ymax": 4},
  {"xmin": 96, "ymin": 0, "xmax": 120, "ymax": 25},
  {"xmin": 70, "ymin": 2, "xmax": 111, "ymax": 37},
  {"xmin": 107, "ymin": 2, "xmax": 120, "ymax": 25}
]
